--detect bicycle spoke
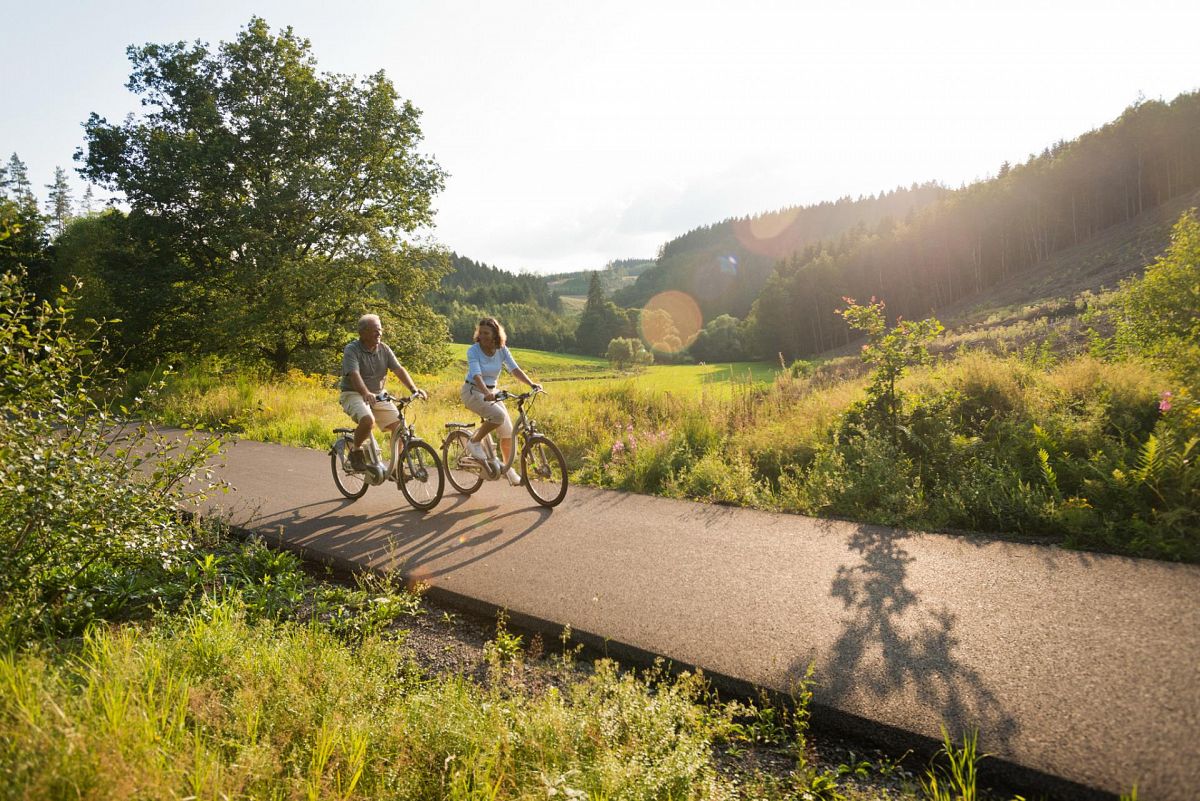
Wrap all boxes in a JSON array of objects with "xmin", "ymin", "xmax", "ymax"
[
  {"xmin": 522, "ymin": 437, "xmax": 567, "ymax": 507},
  {"xmin": 398, "ymin": 440, "xmax": 443, "ymax": 511},
  {"xmin": 444, "ymin": 431, "xmax": 483, "ymax": 494}
]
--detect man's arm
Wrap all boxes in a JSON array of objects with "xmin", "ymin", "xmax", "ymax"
[
  {"xmin": 347, "ymin": 370, "xmax": 374, "ymax": 404},
  {"xmin": 391, "ymin": 365, "xmax": 425, "ymax": 399}
]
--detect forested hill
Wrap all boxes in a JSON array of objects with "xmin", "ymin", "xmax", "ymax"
[
  {"xmin": 432, "ymin": 253, "xmax": 562, "ymax": 313},
  {"xmin": 546, "ymin": 258, "xmax": 655, "ymax": 296},
  {"xmin": 754, "ymin": 92, "xmax": 1200, "ymax": 359},
  {"xmin": 613, "ymin": 184, "xmax": 947, "ymax": 318}
]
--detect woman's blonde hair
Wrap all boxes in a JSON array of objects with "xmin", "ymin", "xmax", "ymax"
[{"xmin": 473, "ymin": 317, "xmax": 507, "ymax": 347}]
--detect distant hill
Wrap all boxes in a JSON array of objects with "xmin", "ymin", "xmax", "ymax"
[
  {"xmin": 433, "ymin": 253, "xmax": 562, "ymax": 313},
  {"xmin": 546, "ymin": 258, "xmax": 654, "ymax": 297},
  {"xmin": 751, "ymin": 92, "xmax": 1200, "ymax": 360},
  {"xmin": 612, "ymin": 185, "xmax": 947, "ymax": 318}
]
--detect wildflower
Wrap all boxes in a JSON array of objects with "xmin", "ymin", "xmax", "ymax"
[
  {"xmin": 611, "ymin": 441, "xmax": 625, "ymax": 457},
  {"xmin": 1160, "ymin": 391, "xmax": 1173, "ymax": 413}
]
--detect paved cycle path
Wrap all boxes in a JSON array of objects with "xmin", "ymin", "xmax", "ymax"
[{"xmin": 197, "ymin": 436, "xmax": 1200, "ymax": 800}]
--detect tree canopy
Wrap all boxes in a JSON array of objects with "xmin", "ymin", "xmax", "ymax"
[{"xmin": 78, "ymin": 17, "xmax": 450, "ymax": 372}]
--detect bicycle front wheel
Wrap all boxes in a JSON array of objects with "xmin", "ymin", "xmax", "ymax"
[
  {"xmin": 331, "ymin": 438, "xmax": 369, "ymax": 499},
  {"xmin": 521, "ymin": 435, "xmax": 568, "ymax": 508},
  {"xmin": 398, "ymin": 440, "xmax": 444, "ymax": 511},
  {"xmin": 443, "ymin": 430, "xmax": 484, "ymax": 494}
]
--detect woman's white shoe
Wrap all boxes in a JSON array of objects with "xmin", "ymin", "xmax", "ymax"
[
  {"xmin": 505, "ymin": 467, "xmax": 522, "ymax": 486},
  {"xmin": 465, "ymin": 438, "xmax": 487, "ymax": 461}
]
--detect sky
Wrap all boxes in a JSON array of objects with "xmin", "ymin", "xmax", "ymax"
[{"xmin": 2, "ymin": 1, "xmax": 1197, "ymax": 275}]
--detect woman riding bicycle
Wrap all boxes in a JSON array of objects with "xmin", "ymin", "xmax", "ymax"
[{"xmin": 460, "ymin": 317, "xmax": 541, "ymax": 486}]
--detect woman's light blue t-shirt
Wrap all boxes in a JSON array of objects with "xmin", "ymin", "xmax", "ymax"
[{"xmin": 465, "ymin": 343, "xmax": 519, "ymax": 386}]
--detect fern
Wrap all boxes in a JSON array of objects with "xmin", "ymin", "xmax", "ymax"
[
  {"xmin": 1132, "ymin": 433, "xmax": 1165, "ymax": 484},
  {"xmin": 1037, "ymin": 448, "xmax": 1061, "ymax": 500}
]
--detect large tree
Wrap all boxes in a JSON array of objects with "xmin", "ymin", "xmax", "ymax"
[
  {"xmin": 79, "ymin": 18, "xmax": 450, "ymax": 372},
  {"xmin": 0, "ymin": 154, "xmax": 51, "ymax": 293},
  {"xmin": 575, "ymin": 271, "xmax": 631, "ymax": 356},
  {"xmin": 44, "ymin": 167, "xmax": 73, "ymax": 238}
]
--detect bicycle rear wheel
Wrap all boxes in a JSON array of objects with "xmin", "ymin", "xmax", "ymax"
[
  {"xmin": 521, "ymin": 435, "xmax": 568, "ymax": 508},
  {"xmin": 443, "ymin": 429, "xmax": 484, "ymax": 494},
  {"xmin": 398, "ymin": 440, "xmax": 444, "ymax": 511},
  {"xmin": 331, "ymin": 437, "xmax": 369, "ymax": 499}
]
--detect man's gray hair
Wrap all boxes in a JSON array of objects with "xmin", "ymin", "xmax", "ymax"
[{"xmin": 357, "ymin": 313, "xmax": 382, "ymax": 332}]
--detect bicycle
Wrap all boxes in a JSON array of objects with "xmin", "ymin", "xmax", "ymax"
[
  {"xmin": 440, "ymin": 387, "xmax": 568, "ymax": 508},
  {"xmin": 330, "ymin": 391, "xmax": 444, "ymax": 511}
]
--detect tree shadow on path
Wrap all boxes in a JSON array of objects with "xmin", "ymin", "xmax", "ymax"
[{"xmin": 797, "ymin": 523, "xmax": 1018, "ymax": 749}]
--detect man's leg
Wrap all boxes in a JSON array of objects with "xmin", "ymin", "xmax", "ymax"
[
  {"xmin": 383, "ymin": 422, "xmax": 403, "ymax": 464},
  {"xmin": 354, "ymin": 414, "xmax": 375, "ymax": 449}
]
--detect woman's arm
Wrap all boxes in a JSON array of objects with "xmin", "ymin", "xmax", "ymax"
[{"xmin": 511, "ymin": 367, "xmax": 541, "ymax": 391}]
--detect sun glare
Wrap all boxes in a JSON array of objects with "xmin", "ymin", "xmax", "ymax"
[{"xmin": 640, "ymin": 291, "xmax": 702, "ymax": 354}]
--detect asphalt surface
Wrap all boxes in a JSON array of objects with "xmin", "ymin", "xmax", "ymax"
[{"xmin": 196, "ymin": 435, "xmax": 1200, "ymax": 800}]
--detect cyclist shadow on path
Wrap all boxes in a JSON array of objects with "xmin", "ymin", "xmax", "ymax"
[
  {"xmin": 790, "ymin": 523, "xmax": 1018, "ymax": 750},
  {"xmin": 241, "ymin": 492, "xmax": 553, "ymax": 585}
]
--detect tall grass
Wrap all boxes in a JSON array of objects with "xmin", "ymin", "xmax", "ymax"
[
  {"xmin": 142, "ymin": 342, "xmax": 1196, "ymax": 561},
  {"xmin": 0, "ymin": 599, "xmax": 743, "ymax": 800}
]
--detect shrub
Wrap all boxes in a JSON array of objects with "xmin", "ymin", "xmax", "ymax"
[
  {"xmin": 0, "ymin": 272, "xmax": 220, "ymax": 645},
  {"xmin": 1111, "ymin": 208, "xmax": 1200, "ymax": 385}
]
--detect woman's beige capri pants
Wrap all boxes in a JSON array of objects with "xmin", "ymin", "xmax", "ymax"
[{"xmin": 460, "ymin": 382, "xmax": 513, "ymax": 437}]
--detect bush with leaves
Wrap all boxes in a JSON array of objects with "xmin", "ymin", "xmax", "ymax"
[
  {"xmin": 0, "ymin": 271, "xmax": 221, "ymax": 645},
  {"xmin": 605, "ymin": 336, "xmax": 653, "ymax": 370},
  {"xmin": 1111, "ymin": 209, "xmax": 1200, "ymax": 386},
  {"xmin": 838, "ymin": 297, "xmax": 943, "ymax": 435}
]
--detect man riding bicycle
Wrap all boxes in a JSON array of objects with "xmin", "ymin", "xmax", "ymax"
[{"xmin": 339, "ymin": 314, "xmax": 427, "ymax": 478}]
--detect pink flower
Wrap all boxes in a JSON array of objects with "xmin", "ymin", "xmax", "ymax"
[
  {"xmin": 611, "ymin": 441, "xmax": 625, "ymax": 457},
  {"xmin": 1159, "ymin": 391, "xmax": 1173, "ymax": 413}
]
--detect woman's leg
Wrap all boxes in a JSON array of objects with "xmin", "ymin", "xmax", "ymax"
[{"xmin": 471, "ymin": 420, "xmax": 499, "ymax": 442}]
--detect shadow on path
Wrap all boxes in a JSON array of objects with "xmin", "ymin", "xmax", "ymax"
[
  {"xmin": 230, "ymin": 491, "xmax": 553, "ymax": 584},
  {"xmin": 793, "ymin": 523, "xmax": 1017, "ymax": 748}
]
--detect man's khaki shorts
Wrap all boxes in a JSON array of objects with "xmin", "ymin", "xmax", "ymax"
[
  {"xmin": 340, "ymin": 391, "xmax": 400, "ymax": 429},
  {"xmin": 460, "ymin": 383, "xmax": 513, "ymax": 437}
]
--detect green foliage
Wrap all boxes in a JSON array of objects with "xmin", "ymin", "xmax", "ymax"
[
  {"xmin": 0, "ymin": 155, "xmax": 51, "ymax": 296},
  {"xmin": 79, "ymin": 18, "xmax": 450, "ymax": 373},
  {"xmin": 575, "ymin": 272, "xmax": 634, "ymax": 356},
  {"xmin": 605, "ymin": 336, "xmax": 652, "ymax": 370},
  {"xmin": 0, "ymin": 605, "xmax": 742, "ymax": 800},
  {"xmin": 839, "ymin": 296, "xmax": 943, "ymax": 434},
  {"xmin": 0, "ymin": 272, "xmax": 220, "ymax": 645},
  {"xmin": 1111, "ymin": 209, "xmax": 1200, "ymax": 385},
  {"xmin": 920, "ymin": 728, "xmax": 982, "ymax": 801},
  {"xmin": 434, "ymin": 252, "xmax": 563, "ymax": 313},
  {"xmin": 689, "ymin": 314, "xmax": 751, "ymax": 363}
]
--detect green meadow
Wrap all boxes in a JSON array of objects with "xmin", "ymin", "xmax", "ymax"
[{"xmin": 139, "ymin": 348, "xmax": 781, "ymax": 453}]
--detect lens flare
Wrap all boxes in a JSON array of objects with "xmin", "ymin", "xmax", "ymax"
[
  {"xmin": 732, "ymin": 207, "xmax": 801, "ymax": 258},
  {"xmin": 640, "ymin": 291, "xmax": 702, "ymax": 354}
]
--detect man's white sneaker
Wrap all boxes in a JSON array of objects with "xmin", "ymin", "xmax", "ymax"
[{"xmin": 505, "ymin": 467, "xmax": 522, "ymax": 486}]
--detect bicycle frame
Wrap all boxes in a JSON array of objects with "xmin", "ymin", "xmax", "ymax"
[
  {"xmin": 445, "ymin": 389, "xmax": 542, "ymax": 478},
  {"xmin": 338, "ymin": 393, "xmax": 425, "ymax": 485}
]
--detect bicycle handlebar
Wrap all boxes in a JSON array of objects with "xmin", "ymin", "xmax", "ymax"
[
  {"xmin": 492, "ymin": 386, "xmax": 546, "ymax": 403},
  {"xmin": 374, "ymin": 390, "xmax": 426, "ymax": 406}
]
